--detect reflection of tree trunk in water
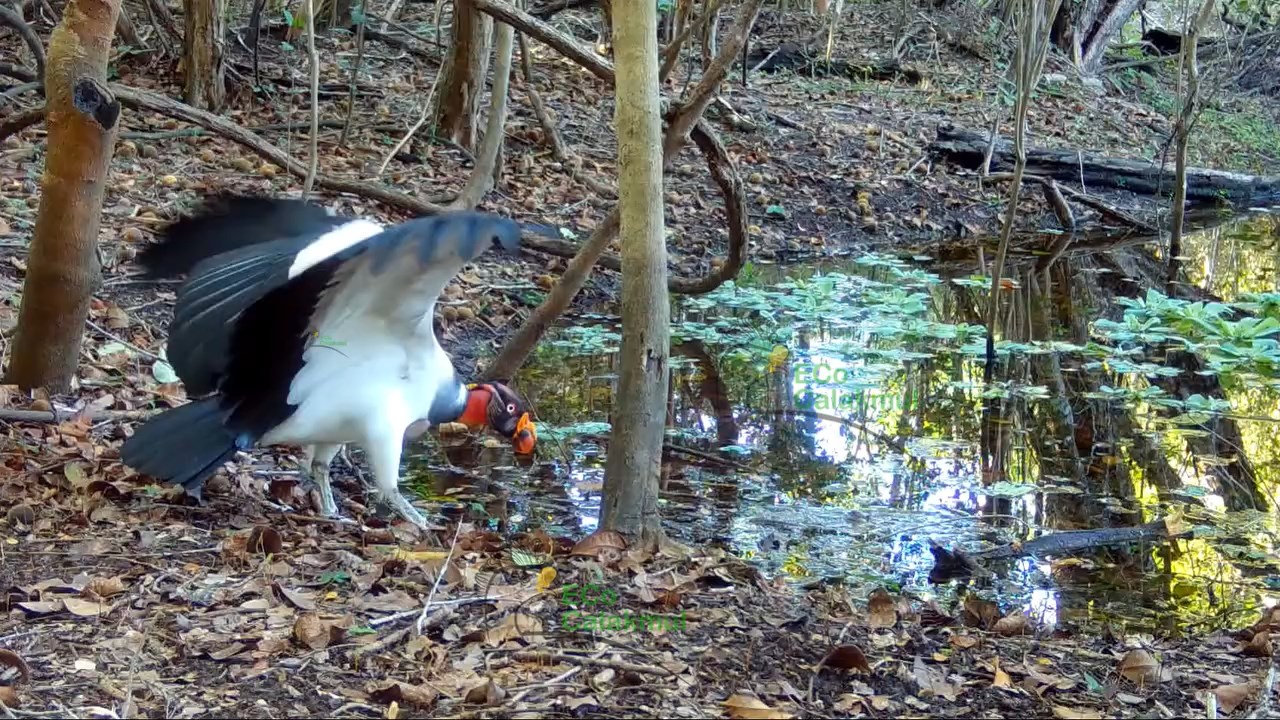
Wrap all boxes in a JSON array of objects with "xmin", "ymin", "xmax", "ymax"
[
  {"xmin": 1028, "ymin": 269, "xmax": 1086, "ymax": 486},
  {"xmin": 672, "ymin": 340, "xmax": 739, "ymax": 445},
  {"xmin": 1043, "ymin": 260, "xmax": 1136, "ymax": 531},
  {"xmin": 1152, "ymin": 348, "xmax": 1264, "ymax": 511},
  {"xmin": 1098, "ymin": 250, "xmax": 1266, "ymax": 511}
]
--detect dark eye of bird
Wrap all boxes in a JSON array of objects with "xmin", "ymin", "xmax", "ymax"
[{"xmin": 507, "ymin": 403, "xmax": 516, "ymax": 413}]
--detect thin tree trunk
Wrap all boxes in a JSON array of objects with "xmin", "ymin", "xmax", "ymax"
[
  {"xmin": 6, "ymin": 0, "xmax": 123, "ymax": 391},
  {"xmin": 481, "ymin": 0, "xmax": 762, "ymax": 380},
  {"xmin": 981, "ymin": 0, "xmax": 1060, "ymax": 481},
  {"xmin": 1078, "ymin": 0, "xmax": 1142, "ymax": 73},
  {"xmin": 435, "ymin": 0, "xmax": 493, "ymax": 149},
  {"xmin": 182, "ymin": 0, "xmax": 225, "ymax": 110},
  {"xmin": 1167, "ymin": 0, "xmax": 1216, "ymax": 285},
  {"xmin": 600, "ymin": 0, "xmax": 667, "ymax": 544},
  {"xmin": 450, "ymin": 21, "xmax": 515, "ymax": 209}
]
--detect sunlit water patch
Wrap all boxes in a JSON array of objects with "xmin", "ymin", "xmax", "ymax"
[{"xmin": 404, "ymin": 210, "xmax": 1280, "ymax": 637}]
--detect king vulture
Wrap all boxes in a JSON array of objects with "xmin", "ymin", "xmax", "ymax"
[{"xmin": 120, "ymin": 196, "xmax": 538, "ymax": 527}]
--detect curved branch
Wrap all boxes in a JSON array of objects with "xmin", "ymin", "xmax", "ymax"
[
  {"xmin": 669, "ymin": 120, "xmax": 746, "ymax": 295},
  {"xmin": 472, "ymin": 0, "xmax": 614, "ymax": 81},
  {"xmin": 0, "ymin": 6, "xmax": 46, "ymax": 82}
]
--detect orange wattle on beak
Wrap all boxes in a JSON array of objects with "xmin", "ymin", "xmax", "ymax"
[{"xmin": 512, "ymin": 413, "xmax": 536, "ymax": 455}]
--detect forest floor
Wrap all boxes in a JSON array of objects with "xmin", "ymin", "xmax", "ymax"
[{"xmin": 3, "ymin": 0, "xmax": 1280, "ymax": 717}]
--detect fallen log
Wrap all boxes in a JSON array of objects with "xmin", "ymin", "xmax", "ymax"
[
  {"xmin": 928, "ymin": 516, "xmax": 1193, "ymax": 582},
  {"xmin": 930, "ymin": 124, "xmax": 1280, "ymax": 204},
  {"xmin": 747, "ymin": 42, "xmax": 924, "ymax": 84}
]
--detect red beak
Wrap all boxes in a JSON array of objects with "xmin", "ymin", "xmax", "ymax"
[{"xmin": 512, "ymin": 413, "xmax": 536, "ymax": 455}]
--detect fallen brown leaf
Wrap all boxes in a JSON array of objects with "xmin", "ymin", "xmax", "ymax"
[
  {"xmin": 1117, "ymin": 648, "xmax": 1160, "ymax": 685},
  {"xmin": 62, "ymin": 597, "xmax": 110, "ymax": 618},
  {"xmin": 463, "ymin": 678, "xmax": 506, "ymax": 705},
  {"xmin": 868, "ymin": 588, "xmax": 897, "ymax": 628},
  {"xmin": 369, "ymin": 680, "xmax": 439, "ymax": 709},
  {"xmin": 570, "ymin": 529, "xmax": 627, "ymax": 557},
  {"xmin": 247, "ymin": 526, "xmax": 283, "ymax": 555},
  {"xmin": 1243, "ymin": 630, "xmax": 1272, "ymax": 657},
  {"xmin": 963, "ymin": 595, "xmax": 1000, "ymax": 629},
  {"xmin": 0, "ymin": 650, "xmax": 30, "ymax": 682},
  {"xmin": 723, "ymin": 693, "xmax": 792, "ymax": 719},
  {"xmin": 1052, "ymin": 705, "xmax": 1102, "ymax": 719},
  {"xmin": 991, "ymin": 656, "xmax": 1012, "ymax": 688},
  {"xmin": 1214, "ymin": 681, "xmax": 1259, "ymax": 713},
  {"xmin": 820, "ymin": 645, "xmax": 871, "ymax": 673},
  {"xmin": 993, "ymin": 612, "xmax": 1030, "ymax": 636}
]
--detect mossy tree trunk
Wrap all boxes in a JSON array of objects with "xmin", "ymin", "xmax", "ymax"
[
  {"xmin": 434, "ymin": 0, "xmax": 492, "ymax": 149},
  {"xmin": 599, "ymin": 0, "xmax": 668, "ymax": 545},
  {"xmin": 6, "ymin": 0, "xmax": 123, "ymax": 392},
  {"xmin": 183, "ymin": 0, "xmax": 225, "ymax": 110}
]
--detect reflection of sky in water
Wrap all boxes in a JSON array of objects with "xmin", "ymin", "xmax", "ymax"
[{"xmin": 476, "ymin": 210, "xmax": 1280, "ymax": 637}]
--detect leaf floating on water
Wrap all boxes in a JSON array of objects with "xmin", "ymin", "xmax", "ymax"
[
  {"xmin": 820, "ymin": 645, "xmax": 871, "ymax": 673},
  {"xmin": 723, "ymin": 693, "xmax": 792, "ymax": 719}
]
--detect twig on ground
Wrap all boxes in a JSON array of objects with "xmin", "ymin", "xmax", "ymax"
[
  {"xmin": 416, "ymin": 520, "xmax": 464, "ymax": 635},
  {"xmin": 376, "ymin": 69, "xmax": 445, "ymax": 178}
]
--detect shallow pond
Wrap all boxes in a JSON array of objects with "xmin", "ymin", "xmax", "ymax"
[{"xmin": 409, "ymin": 209, "xmax": 1280, "ymax": 638}]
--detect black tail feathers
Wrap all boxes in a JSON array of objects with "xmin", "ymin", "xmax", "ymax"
[
  {"xmin": 120, "ymin": 398, "xmax": 243, "ymax": 500},
  {"xmin": 138, "ymin": 195, "xmax": 347, "ymax": 278}
]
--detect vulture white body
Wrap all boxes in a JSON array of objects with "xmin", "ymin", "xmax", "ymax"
[{"xmin": 120, "ymin": 196, "xmax": 526, "ymax": 527}]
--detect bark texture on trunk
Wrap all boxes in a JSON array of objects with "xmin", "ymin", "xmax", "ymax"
[
  {"xmin": 7, "ymin": 0, "xmax": 123, "ymax": 392},
  {"xmin": 182, "ymin": 0, "xmax": 226, "ymax": 110},
  {"xmin": 435, "ymin": 0, "xmax": 493, "ymax": 149},
  {"xmin": 1078, "ymin": 0, "xmax": 1143, "ymax": 73},
  {"xmin": 600, "ymin": 0, "xmax": 668, "ymax": 543}
]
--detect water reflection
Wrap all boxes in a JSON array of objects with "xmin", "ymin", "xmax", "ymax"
[{"xmin": 410, "ymin": 210, "xmax": 1280, "ymax": 637}]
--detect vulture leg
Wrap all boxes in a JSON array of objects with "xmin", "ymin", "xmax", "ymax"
[
  {"xmin": 364, "ymin": 428, "xmax": 427, "ymax": 527},
  {"xmin": 302, "ymin": 443, "xmax": 343, "ymax": 516}
]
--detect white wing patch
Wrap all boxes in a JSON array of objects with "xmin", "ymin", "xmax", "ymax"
[{"xmin": 287, "ymin": 219, "xmax": 384, "ymax": 279}]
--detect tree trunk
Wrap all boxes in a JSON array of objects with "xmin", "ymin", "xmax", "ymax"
[
  {"xmin": 182, "ymin": 0, "xmax": 225, "ymax": 110},
  {"xmin": 449, "ymin": 21, "xmax": 515, "ymax": 209},
  {"xmin": 1078, "ymin": 0, "xmax": 1143, "ymax": 73},
  {"xmin": 6, "ymin": 0, "xmax": 123, "ymax": 392},
  {"xmin": 1167, "ymin": 0, "xmax": 1216, "ymax": 285},
  {"xmin": 435, "ymin": 0, "xmax": 493, "ymax": 149},
  {"xmin": 599, "ymin": 0, "xmax": 668, "ymax": 544}
]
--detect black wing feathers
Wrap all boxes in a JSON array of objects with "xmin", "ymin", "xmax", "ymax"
[{"xmin": 138, "ymin": 195, "xmax": 346, "ymax": 278}]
